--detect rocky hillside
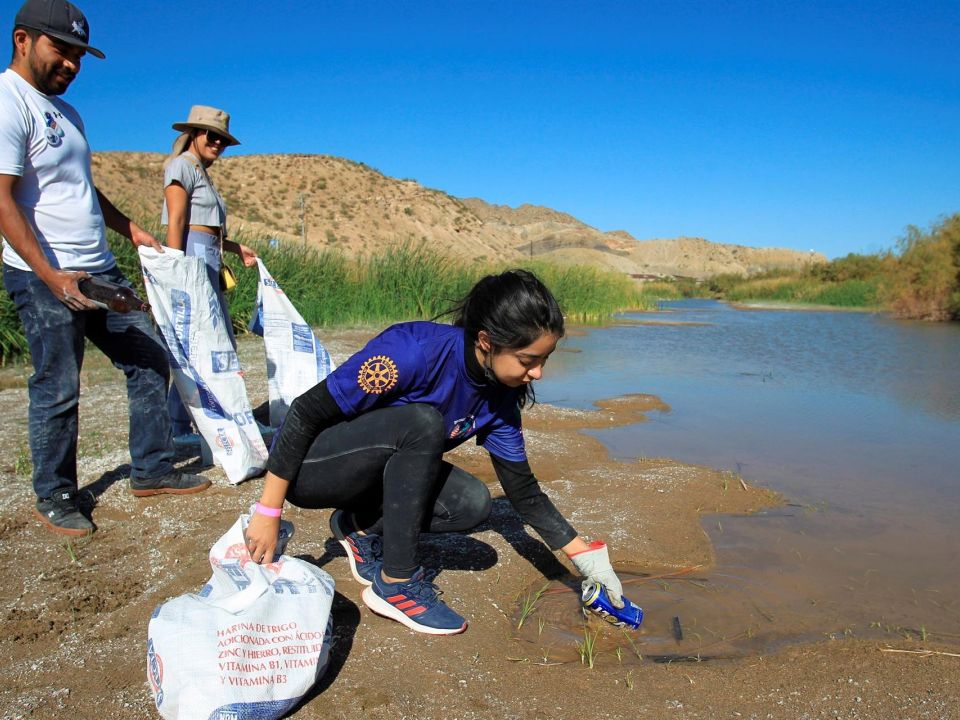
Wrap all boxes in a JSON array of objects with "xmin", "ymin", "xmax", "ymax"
[{"xmin": 92, "ymin": 152, "xmax": 825, "ymax": 278}]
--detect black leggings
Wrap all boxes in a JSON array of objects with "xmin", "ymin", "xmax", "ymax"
[{"xmin": 286, "ymin": 404, "xmax": 493, "ymax": 578}]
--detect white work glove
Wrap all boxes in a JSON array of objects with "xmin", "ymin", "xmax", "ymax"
[{"xmin": 569, "ymin": 540, "xmax": 624, "ymax": 608}]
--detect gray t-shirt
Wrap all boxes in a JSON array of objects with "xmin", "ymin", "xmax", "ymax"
[{"xmin": 161, "ymin": 152, "xmax": 225, "ymax": 228}]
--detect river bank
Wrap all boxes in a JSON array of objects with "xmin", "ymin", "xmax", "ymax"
[{"xmin": 0, "ymin": 329, "xmax": 956, "ymax": 719}]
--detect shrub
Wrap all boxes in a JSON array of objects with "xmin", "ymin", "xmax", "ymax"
[
  {"xmin": 807, "ymin": 253, "xmax": 885, "ymax": 282},
  {"xmin": 881, "ymin": 213, "xmax": 960, "ymax": 320}
]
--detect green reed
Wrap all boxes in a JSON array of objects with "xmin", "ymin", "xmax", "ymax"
[
  {"xmin": 722, "ymin": 276, "xmax": 880, "ymax": 307},
  {"xmin": 577, "ymin": 626, "xmax": 600, "ymax": 669},
  {"xmin": 516, "ymin": 582, "xmax": 550, "ymax": 630},
  {"xmin": 0, "ymin": 222, "xmax": 659, "ymax": 364},
  {"xmin": 0, "ymin": 292, "xmax": 30, "ymax": 365}
]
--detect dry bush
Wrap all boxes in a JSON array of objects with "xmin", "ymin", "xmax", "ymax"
[{"xmin": 882, "ymin": 214, "xmax": 960, "ymax": 321}]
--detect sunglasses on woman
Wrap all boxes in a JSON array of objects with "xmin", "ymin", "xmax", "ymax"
[{"xmin": 205, "ymin": 130, "xmax": 229, "ymax": 145}]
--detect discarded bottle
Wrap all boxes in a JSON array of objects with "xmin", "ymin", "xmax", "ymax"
[
  {"xmin": 78, "ymin": 276, "xmax": 150, "ymax": 313},
  {"xmin": 582, "ymin": 582, "xmax": 644, "ymax": 629}
]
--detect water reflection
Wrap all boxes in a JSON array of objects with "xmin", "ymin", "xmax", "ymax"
[{"xmin": 536, "ymin": 300, "xmax": 960, "ymax": 651}]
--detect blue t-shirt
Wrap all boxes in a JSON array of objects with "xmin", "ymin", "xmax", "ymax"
[{"xmin": 326, "ymin": 321, "xmax": 527, "ymax": 462}]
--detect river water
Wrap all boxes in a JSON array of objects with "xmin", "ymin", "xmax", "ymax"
[{"xmin": 534, "ymin": 299, "xmax": 960, "ymax": 652}]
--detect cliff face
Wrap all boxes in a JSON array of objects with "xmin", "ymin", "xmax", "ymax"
[
  {"xmin": 460, "ymin": 197, "xmax": 825, "ymax": 277},
  {"xmin": 619, "ymin": 236, "xmax": 825, "ymax": 278},
  {"xmin": 92, "ymin": 152, "xmax": 825, "ymax": 278}
]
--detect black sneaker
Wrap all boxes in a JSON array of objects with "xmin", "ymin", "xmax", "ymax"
[
  {"xmin": 77, "ymin": 488, "xmax": 97, "ymax": 515},
  {"xmin": 34, "ymin": 491, "xmax": 95, "ymax": 537},
  {"xmin": 129, "ymin": 471, "xmax": 211, "ymax": 497}
]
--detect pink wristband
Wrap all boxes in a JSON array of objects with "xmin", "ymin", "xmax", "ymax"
[{"xmin": 254, "ymin": 502, "xmax": 282, "ymax": 518}]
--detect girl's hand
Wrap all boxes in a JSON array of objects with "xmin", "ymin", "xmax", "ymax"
[
  {"xmin": 568, "ymin": 540, "xmax": 625, "ymax": 608},
  {"xmin": 245, "ymin": 510, "xmax": 280, "ymax": 564}
]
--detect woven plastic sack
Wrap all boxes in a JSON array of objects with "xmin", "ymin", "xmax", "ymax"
[
  {"xmin": 139, "ymin": 247, "xmax": 268, "ymax": 483},
  {"xmin": 248, "ymin": 258, "xmax": 335, "ymax": 427},
  {"xmin": 147, "ymin": 511, "xmax": 335, "ymax": 719}
]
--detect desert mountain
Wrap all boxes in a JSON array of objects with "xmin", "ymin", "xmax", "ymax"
[{"xmin": 92, "ymin": 152, "xmax": 825, "ymax": 279}]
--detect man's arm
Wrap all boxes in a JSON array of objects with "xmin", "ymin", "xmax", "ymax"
[
  {"xmin": 0, "ymin": 173, "xmax": 96, "ymax": 309},
  {"xmin": 95, "ymin": 187, "xmax": 162, "ymax": 252}
]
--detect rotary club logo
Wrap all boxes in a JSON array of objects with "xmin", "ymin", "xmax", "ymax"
[{"xmin": 357, "ymin": 355, "xmax": 398, "ymax": 394}]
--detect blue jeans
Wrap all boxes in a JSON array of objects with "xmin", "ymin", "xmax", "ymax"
[
  {"xmin": 167, "ymin": 229, "xmax": 235, "ymax": 435},
  {"xmin": 3, "ymin": 264, "xmax": 176, "ymax": 499}
]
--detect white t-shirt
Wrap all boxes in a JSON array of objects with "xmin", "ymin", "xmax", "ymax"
[
  {"xmin": 161, "ymin": 153, "xmax": 226, "ymax": 228},
  {"xmin": 0, "ymin": 68, "xmax": 114, "ymax": 272}
]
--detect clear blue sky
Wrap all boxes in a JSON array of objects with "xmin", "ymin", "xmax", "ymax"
[{"xmin": 7, "ymin": 1, "xmax": 958, "ymax": 259}]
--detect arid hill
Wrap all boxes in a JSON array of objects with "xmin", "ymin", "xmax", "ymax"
[{"xmin": 92, "ymin": 152, "xmax": 825, "ymax": 279}]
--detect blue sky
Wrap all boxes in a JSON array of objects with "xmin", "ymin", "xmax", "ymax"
[{"xmin": 7, "ymin": 1, "xmax": 958, "ymax": 259}]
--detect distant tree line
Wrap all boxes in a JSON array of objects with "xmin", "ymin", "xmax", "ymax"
[{"xmin": 676, "ymin": 212, "xmax": 960, "ymax": 321}]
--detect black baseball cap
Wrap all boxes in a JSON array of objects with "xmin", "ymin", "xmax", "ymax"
[{"xmin": 14, "ymin": 0, "xmax": 105, "ymax": 59}]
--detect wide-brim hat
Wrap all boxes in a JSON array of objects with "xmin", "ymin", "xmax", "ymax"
[
  {"xmin": 15, "ymin": 0, "xmax": 105, "ymax": 59},
  {"xmin": 171, "ymin": 105, "xmax": 240, "ymax": 146}
]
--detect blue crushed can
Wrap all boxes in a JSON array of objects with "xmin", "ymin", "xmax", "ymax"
[{"xmin": 581, "ymin": 582, "xmax": 644, "ymax": 629}]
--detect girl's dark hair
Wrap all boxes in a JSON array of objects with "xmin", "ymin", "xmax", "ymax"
[{"xmin": 447, "ymin": 269, "xmax": 565, "ymax": 406}]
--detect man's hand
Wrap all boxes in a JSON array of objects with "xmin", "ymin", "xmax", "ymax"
[
  {"xmin": 129, "ymin": 223, "xmax": 163, "ymax": 252},
  {"xmin": 569, "ymin": 540, "xmax": 625, "ymax": 608},
  {"xmin": 43, "ymin": 269, "xmax": 99, "ymax": 311}
]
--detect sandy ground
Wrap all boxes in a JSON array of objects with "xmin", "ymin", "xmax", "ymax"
[{"xmin": 0, "ymin": 329, "xmax": 957, "ymax": 720}]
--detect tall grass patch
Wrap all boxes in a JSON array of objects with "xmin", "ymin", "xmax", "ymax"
[
  {"xmin": 0, "ymin": 227, "xmax": 652, "ymax": 364},
  {"xmin": 221, "ymin": 239, "xmax": 650, "ymax": 331},
  {"xmin": 809, "ymin": 279, "xmax": 880, "ymax": 307},
  {"xmin": 522, "ymin": 261, "xmax": 651, "ymax": 321},
  {"xmin": 720, "ymin": 275, "xmax": 880, "ymax": 306},
  {"xmin": 0, "ymin": 292, "xmax": 29, "ymax": 365},
  {"xmin": 704, "ymin": 264, "xmax": 883, "ymax": 309}
]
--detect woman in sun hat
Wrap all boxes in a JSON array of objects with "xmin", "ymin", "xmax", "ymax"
[{"xmin": 161, "ymin": 105, "xmax": 257, "ymax": 443}]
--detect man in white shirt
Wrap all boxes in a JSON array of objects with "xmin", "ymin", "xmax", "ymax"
[{"xmin": 0, "ymin": 0, "xmax": 210, "ymax": 537}]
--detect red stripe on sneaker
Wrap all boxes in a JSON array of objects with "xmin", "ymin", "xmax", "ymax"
[
  {"xmin": 405, "ymin": 606, "xmax": 427, "ymax": 617},
  {"xmin": 352, "ymin": 552, "xmax": 363, "ymax": 563},
  {"xmin": 386, "ymin": 594, "xmax": 406, "ymax": 603},
  {"xmin": 394, "ymin": 600, "xmax": 416, "ymax": 610}
]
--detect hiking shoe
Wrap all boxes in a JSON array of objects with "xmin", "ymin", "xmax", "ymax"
[
  {"xmin": 34, "ymin": 491, "xmax": 95, "ymax": 537},
  {"xmin": 329, "ymin": 509, "xmax": 382, "ymax": 586},
  {"xmin": 361, "ymin": 566, "xmax": 468, "ymax": 635},
  {"xmin": 130, "ymin": 471, "xmax": 211, "ymax": 497},
  {"xmin": 77, "ymin": 488, "xmax": 98, "ymax": 514}
]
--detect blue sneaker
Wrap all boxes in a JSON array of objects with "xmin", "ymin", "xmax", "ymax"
[
  {"xmin": 329, "ymin": 510, "xmax": 382, "ymax": 586},
  {"xmin": 361, "ymin": 566, "xmax": 468, "ymax": 635}
]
